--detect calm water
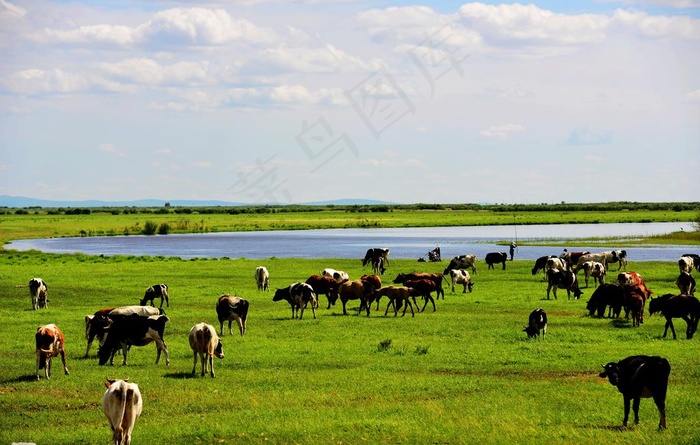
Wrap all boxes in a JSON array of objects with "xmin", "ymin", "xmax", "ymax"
[{"xmin": 5, "ymin": 222, "xmax": 696, "ymax": 261}]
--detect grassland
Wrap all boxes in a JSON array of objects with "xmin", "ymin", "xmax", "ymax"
[{"xmin": 1, "ymin": 252, "xmax": 699, "ymax": 445}]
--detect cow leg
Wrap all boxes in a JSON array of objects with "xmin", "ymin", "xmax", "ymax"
[
  {"xmin": 632, "ymin": 397, "xmax": 641, "ymax": 425},
  {"xmin": 59, "ymin": 349, "xmax": 69, "ymax": 375},
  {"xmin": 165, "ymin": 294, "xmax": 170, "ymax": 308},
  {"xmin": 46, "ymin": 356, "xmax": 52, "ymax": 380},
  {"xmin": 121, "ymin": 343, "xmax": 129, "ymax": 365},
  {"xmin": 234, "ymin": 316, "xmax": 245, "ymax": 336},
  {"xmin": 208, "ymin": 354, "xmax": 215, "ymax": 378},
  {"xmin": 85, "ymin": 333, "xmax": 95, "ymax": 358},
  {"xmin": 192, "ymin": 351, "xmax": 198, "ymax": 375},
  {"xmin": 155, "ymin": 339, "xmax": 170, "ymax": 366},
  {"xmin": 201, "ymin": 352, "xmax": 207, "ymax": 376},
  {"xmin": 502, "ymin": 261, "xmax": 506, "ymax": 270},
  {"xmin": 405, "ymin": 299, "xmax": 414, "ymax": 317},
  {"xmin": 665, "ymin": 319, "xmax": 677, "ymax": 339},
  {"xmin": 342, "ymin": 300, "xmax": 348, "ymax": 315},
  {"xmin": 622, "ymin": 396, "xmax": 631, "ymax": 427},
  {"xmin": 653, "ymin": 393, "xmax": 667, "ymax": 429}
]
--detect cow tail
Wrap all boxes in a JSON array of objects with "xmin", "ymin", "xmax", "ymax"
[
  {"xmin": 114, "ymin": 384, "xmax": 128, "ymax": 438},
  {"xmin": 239, "ymin": 300, "xmax": 249, "ymax": 331},
  {"xmin": 123, "ymin": 386, "xmax": 139, "ymax": 428}
]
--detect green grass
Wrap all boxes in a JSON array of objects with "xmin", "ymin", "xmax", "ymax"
[{"xmin": 1, "ymin": 252, "xmax": 699, "ymax": 444}]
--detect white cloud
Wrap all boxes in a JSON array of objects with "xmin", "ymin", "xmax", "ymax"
[
  {"xmin": 612, "ymin": 9, "xmax": 700, "ymax": 40},
  {"xmin": 98, "ymin": 144, "xmax": 126, "ymax": 157},
  {"xmin": 479, "ymin": 124, "xmax": 525, "ymax": 140},
  {"xmin": 259, "ymin": 44, "xmax": 381, "ymax": 73},
  {"xmin": 686, "ymin": 89, "xmax": 700, "ymax": 102},
  {"xmin": 0, "ymin": 0, "xmax": 26, "ymax": 18},
  {"xmin": 567, "ymin": 128, "xmax": 613, "ymax": 146}
]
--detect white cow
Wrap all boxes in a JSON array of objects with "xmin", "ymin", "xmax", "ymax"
[
  {"xmin": 189, "ymin": 323, "xmax": 225, "ymax": 378},
  {"xmin": 679, "ymin": 256, "xmax": 694, "ymax": 274},
  {"xmin": 322, "ymin": 268, "xmax": 349, "ymax": 283},
  {"xmin": 581, "ymin": 261, "xmax": 606, "ymax": 288},
  {"xmin": 449, "ymin": 269, "xmax": 474, "ymax": 293},
  {"xmin": 574, "ymin": 253, "xmax": 608, "ymax": 273},
  {"xmin": 29, "ymin": 278, "xmax": 48, "ymax": 310},
  {"xmin": 255, "ymin": 266, "xmax": 270, "ymax": 291},
  {"xmin": 545, "ymin": 257, "xmax": 568, "ymax": 274},
  {"xmin": 103, "ymin": 378, "xmax": 142, "ymax": 445},
  {"xmin": 109, "ymin": 306, "xmax": 161, "ymax": 317}
]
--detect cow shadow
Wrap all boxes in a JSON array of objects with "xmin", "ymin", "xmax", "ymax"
[
  {"xmin": 1, "ymin": 374, "xmax": 38, "ymax": 384},
  {"xmin": 612, "ymin": 319, "xmax": 633, "ymax": 328},
  {"xmin": 163, "ymin": 371, "xmax": 195, "ymax": 380},
  {"xmin": 578, "ymin": 424, "xmax": 627, "ymax": 432}
]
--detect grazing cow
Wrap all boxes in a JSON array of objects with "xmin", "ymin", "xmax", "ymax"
[
  {"xmin": 360, "ymin": 274, "xmax": 382, "ymax": 310},
  {"xmin": 599, "ymin": 355, "xmax": 670, "ymax": 429},
  {"xmin": 215, "ymin": 295, "xmax": 249, "ymax": 336},
  {"xmin": 545, "ymin": 257, "xmax": 568, "ymax": 273},
  {"xmin": 371, "ymin": 256, "xmax": 387, "ymax": 275},
  {"xmin": 140, "ymin": 284, "xmax": 169, "ymax": 308},
  {"xmin": 85, "ymin": 307, "xmax": 116, "ymax": 357},
  {"xmin": 189, "ymin": 323, "xmax": 224, "ymax": 378},
  {"xmin": 523, "ymin": 308, "xmax": 547, "ymax": 339},
  {"xmin": 617, "ymin": 271, "xmax": 651, "ymax": 294},
  {"xmin": 374, "ymin": 286, "xmax": 420, "ymax": 317},
  {"xmin": 531, "ymin": 255, "xmax": 556, "ymax": 278},
  {"xmin": 362, "ymin": 248, "xmax": 390, "ymax": 267},
  {"xmin": 338, "ymin": 279, "xmax": 374, "ymax": 316},
  {"xmin": 306, "ymin": 275, "xmax": 340, "ymax": 309},
  {"xmin": 102, "ymin": 378, "xmax": 142, "ymax": 445},
  {"xmin": 678, "ymin": 256, "xmax": 694, "ymax": 274},
  {"xmin": 581, "ymin": 261, "xmax": 606, "ymax": 288},
  {"xmin": 681, "ymin": 253, "xmax": 700, "ymax": 272},
  {"xmin": 675, "ymin": 272, "xmax": 696, "ymax": 296},
  {"xmin": 624, "ymin": 286, "xmax": 647, "ymax": 327},
  {"xmin": 574, "ymin": 253, "xmax": 608, "ymax": 273},
  {"xmin": 273, "ymin": 282, "xmax": 317, "ymax": 319},
  {"xmin": 560, "ymin": 250, "xmax": 590, "ymax": 269},
  {"xmin": 648, "ymin": 294, "xmax": 700, "ymax": 339},
  {"xmin": 110, "ymin": 306, "xmax": 163, "ymax": 317},
  {"xmin": 403, "ymin": 278, "xmax": 441, "ymax": 312},
  {"xmin": 586, "ymin": 284, "xmax": 624, "ymax": 318},
  {"xmin": 322, "ymin": 268, "xmax": 349, "ymax": 283},
  {"xmin": 605, "ymin": 250, "xmax": 628, "ymax": 271},
  {"xmin": 443, "ymin": 254, "xmax": 477, "ymax": 274},
  {"xmin": 255, "ymin": 266, "xmax": 270, "ymax": 291},
  {"xmin": 449, "ymin": 269, "xmax": 474, "ymax": 293},
  {"xmin": 35, "ymin": 324, "xmax": 69, "ymax": 380},
  {"xmin": 546, "ymin": 268, "xmax": 583, "ymax": 300},
  {"xmin": 29, "ymin": 277, "xmax": 48, "ymax": 310},
  {"xmin": 485, "ymin": 252, "xmax": 508, "ymax": 270},
  {"xmin": 97, "ymin": 314, "xmax": 170, "ymax": 366}
]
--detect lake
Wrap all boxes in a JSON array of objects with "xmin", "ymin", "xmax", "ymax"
[{"xmin": 4, "ymin": 222, "xmax": 696, "ymax": 261}]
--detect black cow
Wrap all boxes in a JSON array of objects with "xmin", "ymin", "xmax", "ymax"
[
  {"xmin": 215, "ymin": 295, "xmax": 249, "ymax": 336},
  {"xmin": 648, "ymin": 293, "xmax": 700, "ymax": 339},
  {"xmin": 675, "ymin": 272, "xmax": 696, "ymax": 296},
  {"xmin": 97, "ymin": 314, "xmax": 170, "ymax": 366},
  {"xmin": 362, "ymin": 248, "xmax": 389, "ymax": 267},
  {"xmin": 140, "ymin": 284, "xmax": 169, "ymax": 308},
  {"xmin": 599, "ymin": 355, "xmax": 670, "ymax": 429},
  {"xmin": 485, "ymin": 252, "xmax": 508, "ymax": 270},
  {"xmin": 546, "ymin": 268, "xmax": 583, "ymax": 300},
  {"xmin": 523, "ymin": 308, "xmax": 547, "ymax": 339},
  {"xmin": 531, "ymin": 255, "xmax": 556, "ymax": 278},
  {"xmin": 586, "ymin": 283, "xmax": 624, "ymax": 318}
]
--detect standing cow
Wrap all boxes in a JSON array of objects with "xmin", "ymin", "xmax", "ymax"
[
  {"xmin": 35, "ymin": 324, "xmax": 69, "ymax": 380},
  {"xmin": 189, "ymin": 323, "xmax": 224, "ymax": 378},
  {"xmin": 599, "ymin": 355, "xmax": 670, "ymax": 429},
  {"xmin": 103, "ymin": 378, "xmax": 142, "ymax": 445},
  {"xmin": 444, "ymin": 255, "xmax": 477, "ymax": 274},
  {"xmin": 140, "ymin": 284, "xmax": 169, "ymax": 308},
  {"xmin": 97, "ymin": 314, "xmax": 170, "ymax": 366},
  {"xmin": 29, "ymin": 278, "xmax": 48, "ymax": 310},
  {"xmin": 255, "ymin": 266, "xmax": 270, "ymax": 291},
  {"xmin": 485, "ymin": 252, "xmax": 508, "ymax": 270},
  {"xmin": 215, "ymin": 295, "xmax": 249, "ymax": 336},
  {"xmin": 449, "ymin": 269, "xmax": 474, "ymax": 293},
  {"xmin": 273, "ymin": 283, "xmax": 317, "ymax": 319}
]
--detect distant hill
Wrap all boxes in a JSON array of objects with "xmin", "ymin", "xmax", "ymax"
[{"xmin": 0, "ymin": 195, "xmax": 395, "ymax": 208}]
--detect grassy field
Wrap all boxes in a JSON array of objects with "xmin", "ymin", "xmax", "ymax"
[
  {"xmin": 1, "ymin": 208, "xmax": 698, "ymax": 247},
  {"xmin": 1, "ymin": 251, "xmax": 699, "ymax": 444}
]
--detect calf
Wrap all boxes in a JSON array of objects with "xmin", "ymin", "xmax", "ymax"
[
  {"xmin": 255, "ymin": 266, "xmax": 270, "ymax": 291},
  {"xmin": 35, "ymin": 324, "xmax": 69, "ymax": 380},
  {"xmin": 375, "ymin": 285, "xmax": 419, "ymax": 317},
  {"xmin": 675, "ymin": 271, "xmax": 696, "ymax": 296},
  {"xmin": 360, "ymin": 274, "xmax": 383, "ymax": 310},
  {"xmin": 102, "ymin": 378, "xmax": 142, "ymax": 445},
  {"xmin": 306, "ymin": 275, "xmax": 339, "ymax": 309},
  {"xmin": 648, "ymin": 294, "xmax": 700, "ymax": 339},
  {"xmin": 546, "ymin": 268, "xmax": 583, "ymax": 300},
  {"xmin": 273, "ymin": 282, "xmax": 317, "ymax": 319},
  {"xmin": 581, "ymin": 261, "xmax": 606, "ymax": 288},
  {"xmin": 444, "ymin": 254, "xmax": 477, "ymax": 274},
  {"xmin": 599, "ymin": 355, "xmax": 670, "ymax": 429},
  {"xmin": 189, "ymin": 323, "xmax": 224, "ymax": 378},
  {"xmin": 448, "ymin": 269, "xmax": 474, "ymax": 293},
  {"xmin": 215, "ymin": 295, "xmax": 249, "ymax": 336},
  {"xmin": 140, "ymin": 284, "xmax": 169, "ymax": 308},
  {"xmin": 98, "ymin": 314, "xmax": 170, "ymax": 366},
  {"xmin": 29, "ymin": 277, "xmax": 48, "ymax": 310},
  {"xmin": 338, "ymin": 279, "xmax": 375, "ymax": 316},
  {"xmin": 523, "ymin": 308, "xmax": 547, "ymax": 339},
  {"xmin": 531, "ymin": 255, "xmax": 556, "ymax": 279},
  {"xmin": 624, "ymin": 285, "xmax": 647, "ymax": 327},
  {"xmin": 403, "ymin": 278, "xmax": 440, "ymax": 312},
  {"xmin": 485, "ymin": 252, "xmax": 508, "ymax": 270},
  {"xmin": 586, "ymin": 284, "xmax": 624, "ymax": 318}
]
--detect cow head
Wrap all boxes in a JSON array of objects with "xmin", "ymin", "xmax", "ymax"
[
  {"xmin": 272, "ymin": 288, "xmax": 287, "ymax": 302},
  {"xmin": 393, "ymin": 273, "xmax": 406, "ymax": 284},
  {"xmin": 523, "ymin": 326, "xmax": 538, "ymax": 338},
  {"xmin": 599, "ymin": 362, "xmax": 620, "ymax": 385},
  {"xmin": 214, "ymin": 340, "xmax": 224, "ymax": 359}
]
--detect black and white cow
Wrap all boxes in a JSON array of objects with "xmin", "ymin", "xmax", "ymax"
[
  {"xmin": 29, "ymin": 278, "xmax": 48, "ymax": 310},
  {"xmin": 444, "ymin": 254, "xmax": 477, "ymax": 275},
  {"xmin": 531, "ymin": 255, "xmax": 556, "ymax": 278},
  {"xmin": 215, "ymin": 295, "xmax": 249, "ymax": 336},
  {"xmin": 675, "ymin": 272, "xmax": 696, "ymax": 296},
  {"xmin": 485, "ymin": 252, "xmax": 508, "ymax": 270},
  {"xmin": 546, "ymin": 268, "xmax": 583, "ymax": 300},
  {"xmin": 362, "ymin": 248, "xmax": 390, "ymax": 268},
  {"xmin": 97, "ymin": 313, "xmax": 170, "ymax": 366},
  {"xmin": 140, "ymin": 284, "xmax": 169, "ymax": 308},
  {"xmin": 523, "ymin": 308, "xmax": 547, "ymax": 339},
  {"xmin": 448, "ymin": 269, "xmax": 474, "ymax": 293},
  {"xmin": 599, "ymin": 355, "xmax": 671, "ymax": 429},
  {"xmin": 273, "ymin": 282, "xmax": 317, "ymax": 319},
  {"xmin": 255, "ymin": 266, "xmax": 270, "ymax": 291}
]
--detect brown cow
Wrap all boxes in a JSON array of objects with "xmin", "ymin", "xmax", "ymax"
[
  {"xmin": 35, "ymin": 324, "xmax": 69, "ymax": 380},
  {"xmin": 393, "ymin": 272, "xmax": 445, "ymax": 299},
  {"xmin": 375, "ymin": 285, "xmax": 420, "ymax": 317},
  {"xmin": 403, "ymin": 278, "xmax": 441, "ymax": 312},
  {"xmin": 360, "ymin": 274, "xmax": 382, "ymax": 310},
  {"xmin": 338, "ymin": 279, "xmax": 374, "ymax": 316},
  {"xmin": 306, "ymin": 275, "xmax": 340, "ymax": 309}
]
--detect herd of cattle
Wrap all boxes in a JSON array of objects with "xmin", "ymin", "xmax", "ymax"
[{"xmin": 26, "ymin": 247, "xmax": 700, "ymax": 438}]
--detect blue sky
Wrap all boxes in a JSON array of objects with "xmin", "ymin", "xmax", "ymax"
[{"xmin": 1, "ymin": 0, "xmax": 698, "ymax": 205}]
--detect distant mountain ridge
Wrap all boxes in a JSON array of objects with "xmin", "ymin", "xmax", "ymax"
[{"xmin": 0, "ymin": 195, "xmax": 394, "ymax": 208}]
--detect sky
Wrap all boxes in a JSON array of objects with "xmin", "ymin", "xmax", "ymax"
[{"xmin": 0, "ymin": 0, "xmax": 698, "ymax": 205}]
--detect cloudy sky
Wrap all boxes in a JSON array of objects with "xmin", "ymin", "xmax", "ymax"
[{"xmin": 1, "ymin": 0, "xmax": 698, "ymax": 205}]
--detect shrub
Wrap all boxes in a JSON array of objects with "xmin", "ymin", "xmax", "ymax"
[
  {"xmin": 142, "ymin": 220, "xmax": 158, "ymax": 235},
  {"xmin": 158, "ymin": 223, "xmax": 171, "ymax": 235}
]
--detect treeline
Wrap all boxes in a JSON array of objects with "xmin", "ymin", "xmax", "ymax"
[{"xmin": 3, "ymin": 201, "xmax": 699, "ymax": 216}]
